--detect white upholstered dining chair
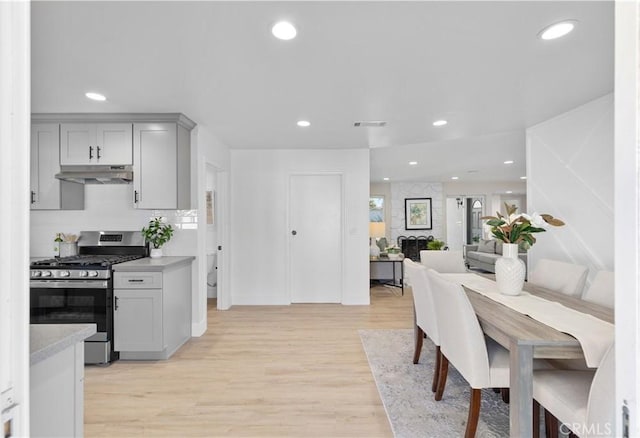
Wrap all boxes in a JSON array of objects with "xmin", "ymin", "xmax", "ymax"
[
  {"xmin": 533, "ymin": 345, "xmax": 615, "ymax": 438},
  {"xmin": 419, "ymin": 250, "xmax": 467, "ymax": 273},
  {"xmin": 425, "ymin": 268, "xmax": 511, "ymax": 438},
  {"xmin": 404, "ymin": 259, "xmax": 442, "ymax": 393},
  {"xmin": 528, "ymin": 258, "xmax": 588, "ymax": 297},
  {"xmin": 581, "ymin": 270, "xmax": 615, "ymax": 309}
]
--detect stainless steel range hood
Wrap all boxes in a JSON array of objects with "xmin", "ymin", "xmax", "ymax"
[{"xmin": 55, "ymin": 165, "xmax": 133, "ymax": 184}]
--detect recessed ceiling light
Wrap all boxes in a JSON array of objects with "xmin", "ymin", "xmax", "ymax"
[
  {"xmin": 272, "ymin": 21, "xmax": 297, "ymax": 40},
  {"xmin": 297, "ymin": 120, "xmax": 310, "ymax": 127},
  {"xmin": 467, "ymin": 170, "xmax": 478, "ymax": 174},
  {"xmin": 383, "ymin": 177, "xmax": 390, "ymax": 181},
  {"xmin": 409, "ymin": 161, "xmax": 418, "ymax": 166},
  {"xmin": 520, "ymin": 176, "xmax": 527, "ymax": 180},
  {"xmin": 506, "ymin": 191, "xmax": 513, "ymax": 194},
  {"xmin": 85, "ymin": 92, "xmax": 106, "ymax": 101},
  {"xmin": 504, "ymin": 160, "xmax": 514, "ymax": 165},
  {"xmin": 433, "ymin": 120, "xmax": 448, "ymax": 127},
  {"xmin": 451, "ymin": 176, "xmax": 459, "ymax": 180},
  {"xmin": 539, "ymin": 20, "xmax": 577, "ymax": 40}
]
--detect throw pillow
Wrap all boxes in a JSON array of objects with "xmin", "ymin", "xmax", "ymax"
[
  {"xmin": 495, "ymin": 240, "xmax": 503, "ymax": 255},
  {"xmin": 477, "ymin": 239, "xmax": 496, "ymax": 254}
]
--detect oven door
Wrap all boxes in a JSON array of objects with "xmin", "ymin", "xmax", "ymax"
[{"xmin": 30, "ymin": 279, "xmax": 111, "ymax": 341}]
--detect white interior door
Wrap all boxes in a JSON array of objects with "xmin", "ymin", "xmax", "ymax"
[{"xmin": 289, "ymin": 174, "xmax": 342, "ymax": 303}]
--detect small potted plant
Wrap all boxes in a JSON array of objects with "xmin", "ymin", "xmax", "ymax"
[
  {"xmin": 385, "ymin": 245, "xmax": 403, "ymax": 260},
  {"xmin": 427, "ymin": 239, "xmax": 446, "ymax": 250},
  {"xmin": 142, "ymin": 217, "xmax": 174, "ymax": 258}
]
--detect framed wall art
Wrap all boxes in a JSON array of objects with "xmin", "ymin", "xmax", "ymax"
[
  {"xmin": 206, "ymin": 190, "xmax": 215, "ymax": 226},
  {"xmin": 404, "ymin": 198, "xmax": 432, "ymax": 230}
]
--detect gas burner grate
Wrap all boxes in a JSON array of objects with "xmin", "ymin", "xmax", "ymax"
[{"xmin": 31, "ymin": 254, "xmax": 145, "ymax": 268}]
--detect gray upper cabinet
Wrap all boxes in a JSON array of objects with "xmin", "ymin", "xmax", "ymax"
[
  {"xmin": 32, "ymin": 113, "xmax": 195, "ymax": 209},
  {"xmin": 133, "ymin": 120, "xmax": 192, "ymax": 210},
  {"xmin": 60, "ymin": 123, "xmax": 132, "ymax": 165},
  {"xmin": 30, "ymin": 123, "xmax": 84, "ymax": 210}
]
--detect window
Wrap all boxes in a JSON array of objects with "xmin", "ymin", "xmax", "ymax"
[{"xmin": 369, "ymin": 196, "xmax": 384, "ymax": 222}]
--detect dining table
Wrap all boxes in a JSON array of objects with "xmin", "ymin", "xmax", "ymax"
[{"xmin": 441, "ymin": 272, "xmax": 614, "ymax": 438}]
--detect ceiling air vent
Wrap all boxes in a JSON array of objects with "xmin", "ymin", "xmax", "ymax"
[{"xmin": 354, "ymin": 121, "xmax": 387, "ymax": 127}]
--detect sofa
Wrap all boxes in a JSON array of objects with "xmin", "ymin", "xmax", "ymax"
[{"xmin": 463, "ymin": 239, "xmax": 527, "ymax": 274}]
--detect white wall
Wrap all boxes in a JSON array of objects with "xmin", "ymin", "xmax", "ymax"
[
  {"xmin": 389, "ymin": 182, "xmax": 444, "ymax": 245},
  {"xmin": 526, "ymin": 93, "xmax": 614, "ymax": 286},
  {"xmin": 1, "ymin": 1, "xmax": 30, "ymax": 433},
  {"xmin": 445, "ymin": 198, "xmax": 464, "ymax": 250},
  {"xmin": 230, "ymin": 149, "xmax": 370, "ymax": 305},
  {"xmin": 615, "ymin": 2, "xmax": 640, "ymax": 434},
  {"xmin": 193, "ymin": 124, "xmax": 230, "ymax": 328}
]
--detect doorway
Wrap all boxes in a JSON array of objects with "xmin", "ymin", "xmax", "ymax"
[
  {"xmin": 288, "ymin": 173, "xmax": 343, "ymax": 303},
  {"xmin": 205, "ymin": 164, "xmax": 217, "ymax": 299}
]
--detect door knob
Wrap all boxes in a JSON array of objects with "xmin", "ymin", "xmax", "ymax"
[{"xmin": 291, "ymin": 230, "xmax": 297, "ymax": 235}]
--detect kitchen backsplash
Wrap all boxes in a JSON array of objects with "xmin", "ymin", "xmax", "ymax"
[{"xmin": 31, "ymin": 184, "xmax": 198, "ymax": 257}]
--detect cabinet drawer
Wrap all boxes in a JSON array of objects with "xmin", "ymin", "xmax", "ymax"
[{"xmin": 114, "ymin": 272, "xmax": 162, "ymax": 289}]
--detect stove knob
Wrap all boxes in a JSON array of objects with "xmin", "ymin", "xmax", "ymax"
[
  {"xmin": 79, "ymin": 271, "xmax": 88, "ymax": 278},
  {"xmin": 32, "ymin": 271, "xmax": 41, "ymax": 277},
  {"xmin": 87, "ymin": 271, "xmax": 98, "ymax": 278},
  {"xmin": 41, "ymin": 271, "xmax": 52, "ymax": 277},
  {"xmin": 59, "ymin": 270, "xmax": 70, "ymax": 277}
]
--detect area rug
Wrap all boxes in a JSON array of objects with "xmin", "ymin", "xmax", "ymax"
[{"xmin": 359, "ymin": 329, "xmax": 509, "ymax": 438}]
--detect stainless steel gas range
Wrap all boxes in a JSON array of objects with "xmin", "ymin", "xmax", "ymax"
[{"xmin": 29, "ymin": 231, "xmax": 148, "ymax": 364}]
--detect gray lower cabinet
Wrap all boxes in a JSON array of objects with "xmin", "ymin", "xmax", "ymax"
[
  {"xmin": 30, "ymin": 325, "xmax": 95, "ymax": 438},
  {"xmin": 114, "ymin": 287, "xmax": 163, "ymax": 352},
  {"xmin": 31, "ymin": 343, "xmax": 84, "ymax": 437},
  {"xmin": 113, "ymin": 263, "xmax": 191, "ymax": 360}
]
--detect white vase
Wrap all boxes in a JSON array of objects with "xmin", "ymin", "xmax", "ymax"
[
  {"xmin": 150, "ymin": 248, "xmax": 163, "ymax": 258},
  {"xmin": 494, "ymin": 243, "xmax": 525, "ymax": 296},
  {"xmin": 370, "ymin": 239, "xmax": 380, "ymax": 257}
]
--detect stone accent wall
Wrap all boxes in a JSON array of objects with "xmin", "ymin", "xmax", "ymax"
[{"xmin": 390, "ymin": 182, "xmax": 444, "ymax": 247}]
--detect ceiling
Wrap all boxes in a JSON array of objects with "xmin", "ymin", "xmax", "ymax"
[{"xmin": 31, "ymin": 1, "xmax": 614, "ymax": 184}]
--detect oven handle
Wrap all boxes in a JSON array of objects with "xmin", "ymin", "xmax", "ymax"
[{"xmin": 30, "ymin": 280, "xmax": 109, "ymax": 289}]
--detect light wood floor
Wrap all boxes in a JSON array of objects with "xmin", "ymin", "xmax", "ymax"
[{"xmin": 84, "ymin": 286, "xmax": 413, "ymax": 437}]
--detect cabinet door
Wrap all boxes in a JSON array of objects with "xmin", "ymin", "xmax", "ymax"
[
  {"xmin": 113, "ymin": 289, "xmax": 163, "ymax": 352},
  {"xmin": 30, "ymin": 124, "xmax": 61, "ymax": 209},
  {"xmin": 95, "ymin": 123, "xmax": 132, "ymax": 165},
  {"xmin": 60, "ymin": 123, "xmax": 94, "ymax": 165},
  {"xmin": 133, "ymin": 123, "xmax": 177, "ymax": 209}
]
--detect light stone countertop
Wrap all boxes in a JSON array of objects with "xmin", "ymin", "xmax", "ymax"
[
  {"xmin": 112, "ymin": 256, "xmax": 195, "ymax": 272},
  {"xmin": 30, "ymin": 324, "xmax": 96, "ymax": 366}
]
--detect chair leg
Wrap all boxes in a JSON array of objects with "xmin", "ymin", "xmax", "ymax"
[
  {"xmin": 435, "ymin": 354, "xmax": 449, "ymax": 401},
  {"xmin": 464, "ymin": 388, "xmax": 482, "ymax": 438},
  {"xmin": 431, "ymin": 346, "xmax": 441, "ymax": 392},
  {"xmin": 544, "ymin": 409, "xmax": 559, "ymax": 438},
  {"xmin": 533, "ymin": 400, "xmax": 540, "ymax": 438},
  {"xmin": 413, "ymin": 325, "xmax": 424, "ymax": 364},
  {"xmin": 500, "ymin": 388, "xmax": 510, "ymax": 404}
]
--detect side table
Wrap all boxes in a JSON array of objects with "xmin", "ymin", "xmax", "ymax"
[{"xmin": 369, "ymin": 256, "xmax": 404, "ymax": 295}]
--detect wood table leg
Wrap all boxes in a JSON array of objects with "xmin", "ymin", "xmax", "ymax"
[{"xmin": 509, "ymin": 342, "xmax": 533, "ymax": 438}]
